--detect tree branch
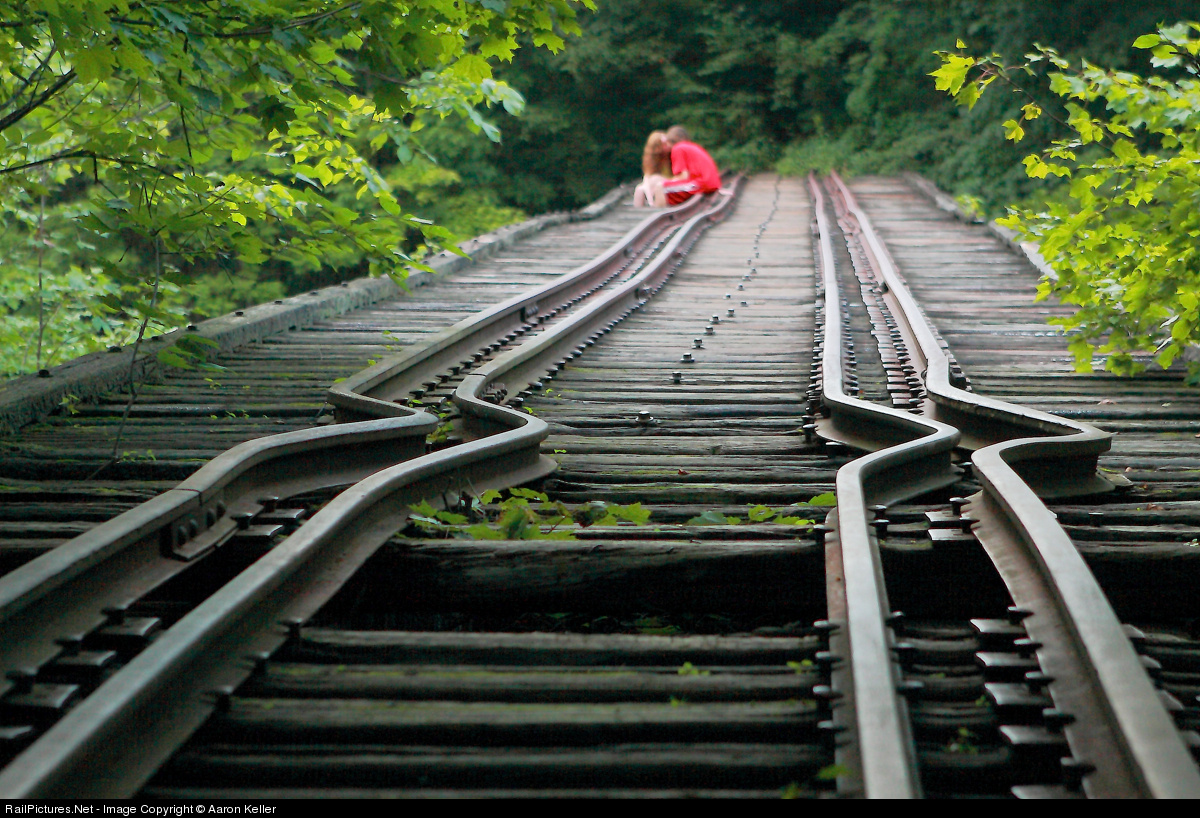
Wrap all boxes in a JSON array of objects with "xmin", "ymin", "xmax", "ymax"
[
  {"xmin": 0, "ymin": 44, "xmax": 59, "ymax": 113},
  {"xmin": 0, "ymin": 148, "xmax": 91, "ymax": 175},
  {"xmin": 0, "ymin": 68, "xmax": 76, "ymax": 132},
  {"xmin": 213, "ymin": 1, "xmax": 362, "ymax": 39},
  {"xmin": 0, "ymin": 149, "xmax": 185, "ymax": 180}
]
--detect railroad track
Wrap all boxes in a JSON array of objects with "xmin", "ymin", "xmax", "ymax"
[{"xmin": 0, "ymin": 173, "xmax": 1197, "ymax": 798}]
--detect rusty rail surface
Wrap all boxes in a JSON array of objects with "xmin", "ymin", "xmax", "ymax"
[
  {"xmin": 0, "ymin": 180, "xmax": 744, "ymax": 797},
  {"xmin": 824, "ymin": 171, "xmax": 1200, "ymax": 798}
]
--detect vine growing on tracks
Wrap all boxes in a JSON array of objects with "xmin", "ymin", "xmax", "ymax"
[{"xmin": 933, "ymin": 23, "xmax": 1200, "ymax": 383}]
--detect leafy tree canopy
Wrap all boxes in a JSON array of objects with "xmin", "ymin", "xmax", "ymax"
[
  {"xmin": 934, "ymin": 22, "xmax": 1200, "ymax": 382},
  {"xmin": 0, "ymin": 0, "xmax": 591, "ymax": 373}
]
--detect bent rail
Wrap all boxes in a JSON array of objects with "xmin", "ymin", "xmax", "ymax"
[
  {"xmin": 809, "ymin": 174, "xmax": 960, "ymax": 798},
  {"xmin": 0, "ymin": 185, "xmax": 685, "ymax": 702},
  {"xmin": 829, "ymin": 172, "xmax": 1200, "ymax": 798},
  {"xmin": 0, "ymin": 180, "xmax": 744, "ymax": 797},
  {"xmin": 0, "ymin": 412, "xmax": 435, "ymax": 697}
]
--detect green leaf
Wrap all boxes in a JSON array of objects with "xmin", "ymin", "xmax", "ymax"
[
  {"xmin": 955, "ymin": 81, "xmax": 982, "ymax": 110},
  {"xmin": 611, "ymin": 502, "xmax": 651, "ymax": 525},
  {"xmin": 462, "ymin": 523, "xmax": 506, "ymax": 540},
  {"xmin": 74, "ymin": 48, "xmax": 115, "ymax": 82},
  {"xmin": 816, "ymin": 765, "xmax": 851, "ymax": 781},
  {"xmin": 1132, "ymin": 34, "xmax": 1161, "ymax": 49},
  {"xmin": 930, "ymin": 54, "xmax": 975, "ymax": 95},
  {"xmin": 687, "ymin": 510, "xmax": 738, "ymax": 526},
  {"xmin": 809, "ymin": 492, "xmax": 837, "ymax": 507},
  {"xmin": 510, "ymin": 487, "xmax": 549, "ymax": 502},
  {"xmin": 772, "ymin": 515, "xmax": 812, "ymax": 526},
  {"xmin": 747, "ymin": 504, "xmax": 775, "ymax": 522},
  {"xmin": 1023, "ymin": 154, "xmax": 1050, "ymax": 179}
]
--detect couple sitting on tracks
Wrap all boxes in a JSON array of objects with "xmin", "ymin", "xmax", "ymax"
[{"xmin": 633, "ymin": 125, "xmax": 721, "ymax": 208}]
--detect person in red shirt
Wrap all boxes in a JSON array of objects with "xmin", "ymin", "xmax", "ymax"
[{"xmin": 661, "ymin": 125, "xmax": 721, "ymax": 205}]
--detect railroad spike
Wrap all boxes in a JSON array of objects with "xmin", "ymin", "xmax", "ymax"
[
  {"xmin": 811, "ymin": 685, "xmax": 843, "ymax": 701},
  {"xmin": 55, "ymin": 635, "xmax": 85, "ymax": 656},
  {"xmin": 1060, "ymin": 758, "xmax": 1096, "ymax": 791},
  {"xmin": 210, "ymin": 686, "xmax": 235, "ymax": 714},
  {"xmin": 1007, "ymin": 606, "xmax": 1034, "ymax": 624},
  {"xmin": 1013, "ymin": 638, "xmax": 1043, "ymax": 657},
  {"xmin": 281, "ymin": 618, "xmax": 305, "ymax": 641},
  {"xmin": 814, "ymin": 650, "xmax": 841, "ymax": 668},
  {"xmin": 1025, "ymin": 671, "xmax": 1055, "ymax": 692},
  {"xmin": 247, "ymin": 651, "xmax": 272, "ymax": 676},
  {"xmin": 812, "ymin": 620, "xmax": 839, "ymax": 634},
  {"xmin": 6, "ymin": 669, "xmax": 37, "ymax": 694}
]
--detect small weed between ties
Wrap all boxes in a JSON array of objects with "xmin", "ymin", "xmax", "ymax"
[
  {"xmin": 407, "ymin": 488, "xmax": 651, "ymax": 540},
  {"xmin": 780, "ymin": 764, "xmax": 849, "ymax": 798},
  {"xmin": 686, "ymin": 503, "xmax": 817, "ymax": 527},
  {"xmin": 946, "ymin": 727, "xmax": 979, "ymax": 755}
]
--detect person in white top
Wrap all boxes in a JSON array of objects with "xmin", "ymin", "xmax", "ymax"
[{"xmin": 632, "ymin": 130, "xmax": 672, "ymax": 207}]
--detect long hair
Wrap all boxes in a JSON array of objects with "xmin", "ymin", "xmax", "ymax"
[{"xmin": 642, "ymin": 131, "xmax": 671, "ymax": 177}]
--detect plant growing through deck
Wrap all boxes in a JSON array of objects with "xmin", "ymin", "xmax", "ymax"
[
  {"xmin": 408, "ymin": 488, "xmax": 650, "ymax": 540},
  {"xmin": 686, "ymin": 503, "xmax": 817, "ymax": 526}
]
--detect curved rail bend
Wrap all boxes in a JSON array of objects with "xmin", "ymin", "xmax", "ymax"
[
  {"xmin": 0, "ymin": 180, "xmax": 744, "ymax": 797},
  {"xmin": 829, "ymin": 172, "xmax": 1200, "ymax": 799},
  {"xmin": 808, "ymin": 174, "xmax": 960, "ymax": 798},
  {"xmin": 0, "ymin": 186, "xmax": 693, "ymax": 708}
]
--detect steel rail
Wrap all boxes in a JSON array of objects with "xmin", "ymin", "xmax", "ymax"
[
  {"xmin": 0, "ymin": 187, "xmax": 690, "ymax": 701},
  {"xmin": 330, "ymin": 194, "xmax": 708, "ymax": 420},
  {"xmin": 0, "ymin": 412, "xmax": 435, "ymax": 699},
  {"xmin": 830, "ymin": 172, "xmax": 1200, "ymax": 798},
  {"xmin": 0, "ymin": 180, "xmax": 744, "ymax": 797},
  {"xmin": 808, "ymin": 174, "xmax": 961, "ymax": 798}
]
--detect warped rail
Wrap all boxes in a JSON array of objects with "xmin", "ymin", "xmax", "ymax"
[
  {"xmin": 0, "ymin": 182, "xmax": 743, "ymax": 797},
  {"xmin": 1, "ymin": 171, "xmax": 1197, "ymax": 798},
  {"xmin": 813, "ymin": 171, "xmax": 1200, "ymax": 798}
]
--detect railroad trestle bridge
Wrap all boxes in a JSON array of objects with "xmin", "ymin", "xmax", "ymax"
[{"xmin": 0, "ymin": 174, "xmax": 1198, "ymax": 799}]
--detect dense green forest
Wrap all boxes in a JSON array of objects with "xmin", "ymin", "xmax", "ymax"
[{"xmin": 1, "ymin": 0, "xmax": 1197, "ymax": 377}]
